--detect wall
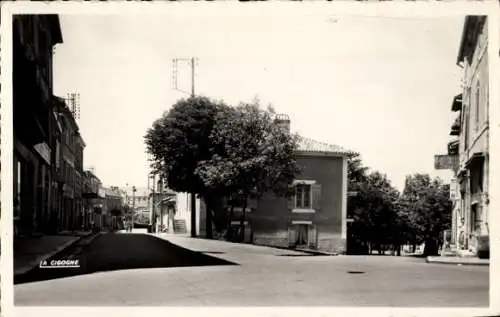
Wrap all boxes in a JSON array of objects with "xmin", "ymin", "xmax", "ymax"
[
  {"xmin": 460, "ymin": 19, "xmax": 489, "ymax": 163},
  {"xmin": 175, "ymin": 192, "xmax": 201, "ymax": 234},
  {"xmin": 252, "ymin": 155, "xmax": 346, "ymax": 253},
  {"xmin": 457, "ymin": 17, "xmax": 490, "ymax": 253}
]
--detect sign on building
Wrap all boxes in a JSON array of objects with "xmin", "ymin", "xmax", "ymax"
[
  {"xmin": 450, "ymin": 178, "xmax": 460, "ymax": 201},
  {"xmin": 434, "ymin": 155, "xmax": 458, "ymax": 170}
]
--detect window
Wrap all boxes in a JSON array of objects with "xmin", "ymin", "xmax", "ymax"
[
  {"xmin": 295, "ymin": 184, "xmax": 312, "ymax": 209},
  {"xmin": 475, "ymin": 81, "xmax": 480, "ymax": 132},
  {"xmin": 55, "ymin": 141, "xmax": 60, "ymax": 170},
  {"xmin": 464, "ymin": 106, "xmax": 470, "ymax": 150},
  {"xmin": 17, "ymin": 161, "xmax": 22, "ymax": 197}
]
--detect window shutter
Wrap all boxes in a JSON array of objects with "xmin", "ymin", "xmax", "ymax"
[
  {"xmin": 312, "ymin": 183, "xmax": 322, "ymax": 210},
  {"xmin": 288, "ymin": 226, "xmax": 296, "ymax": 247},
  {"xmin": 308, "ymin": 225, "xmax": 317, "ymax": 249}
]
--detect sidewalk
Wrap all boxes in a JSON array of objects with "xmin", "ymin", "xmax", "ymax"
[
  {"xmin": 14, "ymin": 231, "xmax": 95, "ymax": 277},
  {"xmin": 426, "ymin": 256, "xmax": 489, "ymax": 266},
  {"xmin": 152, "ymin": 233, "xmax": 311, "ymax": 265}
]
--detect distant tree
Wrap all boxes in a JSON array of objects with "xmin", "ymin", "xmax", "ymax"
[
  {"xmin": 347, "ymin": 165, "xmax": 400, "ymax": 255},
  {"xmin": 400, "ymin": 174, "xmax": 452, "ymax": 256},
  {"xmin": 348, "ymin": 157, "xmax": 369, "ymax": 185},
  {"xmin": 195, "ymin": 100, "xmax": 301, "ymax": 241}
]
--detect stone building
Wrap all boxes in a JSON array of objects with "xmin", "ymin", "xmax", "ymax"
[
  {"xmin": 197, "ymin": 115, "xmax": 357, "ymax": 254},
  {"xmin": 53, "ymin": 96, "xmax": 85, "ymax": 231},
  {"xmin": 12, "ymin": 15, "xmax": 63, "ymax": 235},
  {"xmin": 82, "ymin": 169, "xmax": 105, "ymax": 230},
  {"xmin": 452, "ymin": 16, "xmax": 490, "ymax": 256}
]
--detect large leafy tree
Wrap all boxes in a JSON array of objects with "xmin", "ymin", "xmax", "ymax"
[
  {"xmin": 144, "ymin": 96, "xmax": 230, "ymax": 237},
  {"xmin": 145, "ymin": 96, "xmax": 301, "ymax": 241},
  {"xmin": 347, "ymin": 159, "xmax": 401, "ymax": 255},
  {"xmin": 195, "ymin": 100, "xmax": 301, "ymax": 241},
  {"xmin": 400, "ymin": 174, "xmax": 452, "ymax": 256}
]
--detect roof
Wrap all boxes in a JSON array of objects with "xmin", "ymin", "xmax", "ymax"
[
  {"xmin": 54, "ymin": 95, "xmax": 79, "ymax": 132},
  {"xmin": 47, "ymin": 15, "xmax": 63, "ymax": 45},
  {"xmin": 297, "ymin": 136, "xmax": 358, "ymax": 157},
  {"xmin": 457, "ymin": 16, "xmax": 487, "ymax": 65},
  {"xmin": 103, "ymin": 187, "xmax": 123, "ymax": 198},
  {"xmin": 124, "ymin": 186, "xmax": 150, "ymax": 197}
]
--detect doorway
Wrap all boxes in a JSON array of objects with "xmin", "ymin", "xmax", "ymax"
[{"xmin": 295, "ymin": 224, "xmax": 309, "ymax": 246}]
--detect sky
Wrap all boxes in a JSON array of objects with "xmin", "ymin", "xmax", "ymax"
[{"xmin": 52, "ymin": 11, "xmax": 465, "ymax": 192}]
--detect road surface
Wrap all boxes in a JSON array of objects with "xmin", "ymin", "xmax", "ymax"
[{"xmin": 15, "ymin": 233, "xmax": 489, "ymax": 307}]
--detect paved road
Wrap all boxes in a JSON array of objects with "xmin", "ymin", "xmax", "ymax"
[
  {"xmin": 14, "ymin": 232, "xmax": 235, "ymax": 285},
  {"xmin": 15, "ymin": 234, "xmax": 489, "ymax": 307}
]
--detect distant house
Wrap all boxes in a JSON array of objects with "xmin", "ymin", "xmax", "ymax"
[
  {"xmin": 198, "ymin": 114, "xmax": 358, "ymax": 254},
  {"xmin": 82, "ymin": 169, "xmax": 104, "ymax": 230}
]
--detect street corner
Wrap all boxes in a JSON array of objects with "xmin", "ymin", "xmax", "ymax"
[{"xmin": 426, "ymin": 256, "xmax": 490, "ymax": 266}]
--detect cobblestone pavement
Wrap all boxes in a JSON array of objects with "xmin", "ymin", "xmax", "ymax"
[{"xmin": 14, "ymin": 234, "xmax": 489, "ymax": 307}]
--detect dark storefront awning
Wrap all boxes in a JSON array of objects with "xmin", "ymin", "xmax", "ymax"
[
  {"xmin": 465, "ymin": 152, "xmax": 485, "ymax": 169},
  {"xmin": 82, "ymin": 192, "xmax": 100, "ymax": 199}
]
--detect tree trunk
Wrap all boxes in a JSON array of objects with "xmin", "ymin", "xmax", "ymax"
[
  {"xmin": 412, "ymin": 243, "xmax": 417, "ymax": 253},
  {"xmin": 239, "ymin": 194, "xmax": 248, "ymax": 243},
  {"xmin": 396, "ymin": 245, "xmax": 401, "ymax": 256},
  {"xmin": 190, "ymin": 194, "xmax": 196, "ymax": 237},
  {"xmin": 227, "ymin": 199, "xmax": 235, "ymax": 242},
  {"xmin": 205, "ymin": 197, "xmax": 213, "ymax": 239},
  {"xmin": 423, "ymin": 238, "xmax": 439, "ymax": 256},
  {"xmin": 206, "ymin": 206, "xmax": 213, "ymax": 239}
]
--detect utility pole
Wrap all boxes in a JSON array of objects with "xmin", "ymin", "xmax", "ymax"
[
  {"xmin": 151, "ymin": 174, "xmax": 156, "ymax": 233},
  {"xmin": 172, "ymin": 57, "xmax": 198, "ymax": 238},
  {"xmin": 132, "ymin": 186, "xmax": 136, "ymax": 232}
]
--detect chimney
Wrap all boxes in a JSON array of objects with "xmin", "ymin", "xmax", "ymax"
[{"xmin": 274, "ymin": 113, "xmax": 290, "ymax": 132}]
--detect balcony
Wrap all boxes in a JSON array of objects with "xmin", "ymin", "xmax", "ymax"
[
  {"xmin": 448, "ymin": 139, "xmax": 459, "ymax": 156},
  {"xmin": 450, "ymin": 116, "xmax": 461, "ymax": 136},
  {"xmin": 451, "ymin": 93, "xmax": 463, "ymax": 112}
]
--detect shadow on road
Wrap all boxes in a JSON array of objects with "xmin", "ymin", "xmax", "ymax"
[{"xmin": 14, "ymin": 233, "xmax": 237, "ymax": 285}]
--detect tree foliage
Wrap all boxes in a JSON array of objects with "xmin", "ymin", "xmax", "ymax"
[
  {"xmin": 145, "ymin": 96, "xmax": 228, "ymax": 195},
  {"xmin": 399, "ymin": 174, "xmax": 452, "ymax": 256},
  {"xmin": 347, "ymin": 160, "xmax": 451, "ymax": 256},
  {"xmin": 145, "ymin": 96, "xmax": 301, "ymax": 240},
  {"xmin": 195, "ymin": 100, "xmax": 301, "ymax": 199},
  {"xmin": 347, "ymin": 161, "xmax": 401, "ymax": 254}
]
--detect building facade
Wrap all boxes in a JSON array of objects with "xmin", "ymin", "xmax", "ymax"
[
  {"xmin": 103, "ymin": 187, "xmax": 124, "ymax": 229},
  {"xmin": 82, "ymin": 170, "xmax": 105, "ymax": 230},
  {"xmin": 13, "ymin": 15, "xmax": 63, "ymax": 236},
  {"xmin": 53, "ymin": 96, "xmax": 85, "ymax": 231},
  {"xmin": 452, "ymin": 16, "xmax": 490, "ymax": 256},
  {"xmin": 124, "ymin": 186, "xmax": 150, "ymax": 212},
  {"xmin": 196, "ymin": 115, "xmax": 357, "ymax": 254}
]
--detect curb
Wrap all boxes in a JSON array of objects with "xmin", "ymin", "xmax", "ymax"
[
  {"xmin": 425, "ymin": 256, "xmax": 489, "ymax": 266},
  {"xmin": 165, "ymin": 235, "xmax": 338, "ymax": 256},
  {"xmin": 296, "ymin": 248, "xmax": 339, "ymax": 256},
  {"xmin": 14, "ymin": 232, "xmax": 101, "ymax": 278}
]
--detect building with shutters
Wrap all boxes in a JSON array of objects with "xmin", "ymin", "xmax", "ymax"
[
  {"xmin": 82, "ymin": 169, "xmax": 105, "ymax": 230},
  {"xmin": 452, "ymin": 16, "xmax": 490, "ymax": 256},
  {"xmin": 53, "ymin": 96, "xmax": 86, "ymax": 232},
  {"xmin": 12, "ymin": 15, "xmax": 63, "ymax": 236},
  {"xmin": 198, "ymin": 114, "xmax": 358, "ymax": 254}
]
